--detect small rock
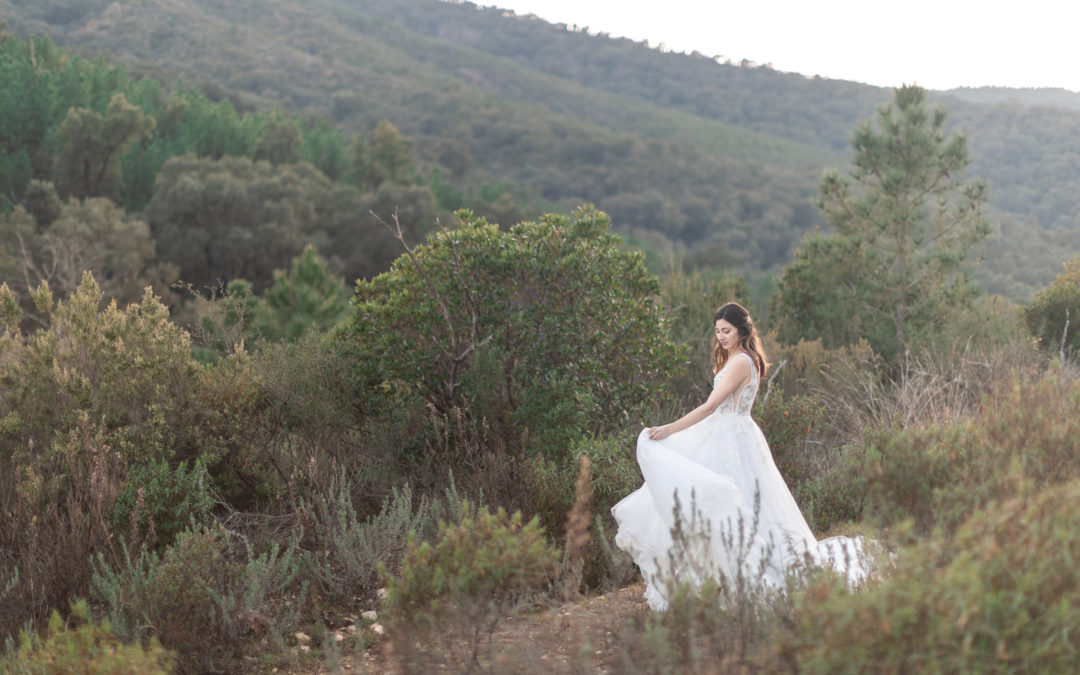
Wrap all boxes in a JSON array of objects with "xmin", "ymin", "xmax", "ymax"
[
  {"xmin": 346, "ymin": 624, "xmax": 358, "ymax": 634},
  {"xmin": 361, "ymin": 610, "xmax": 378, "ymax": 621},
  {"xmin": 375, "ymin": 587, "xmax": 388, "ymax": 602},
  {"xmin": 335, "ymin": 631, "xmax": 345, "ymax": 642},
  {"xmin": 371, "ymin": 623, "xmax": 385, "ymax": 636},
  {"xmin": 295, "ymin": 632, "xmax": 311, "ymax": 645},
  {"xmin": 299, "ymin": 645, "xmax": 311, "ymax": 653}
]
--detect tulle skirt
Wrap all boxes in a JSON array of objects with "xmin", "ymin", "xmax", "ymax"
[{"xmin": 611, "ymin": 412, "xmax": 864, "ymax": 610}]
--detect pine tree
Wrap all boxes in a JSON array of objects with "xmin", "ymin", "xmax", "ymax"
[{"xmin": 775, "ymin": 85, "xmax": 991, "ymax": 367}]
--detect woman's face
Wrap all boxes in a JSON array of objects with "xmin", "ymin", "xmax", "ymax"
[{"xmin": 715, "ymin": 318, "xmax": 739, "ymax": 351}]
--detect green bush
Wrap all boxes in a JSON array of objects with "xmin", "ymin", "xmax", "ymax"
[
  {"xmin": 792, "ymin": 480, "xmax": 1080, "ymax": 673},
  {"xmin": 1025, "ymin": 253, "xmax": 1080, "ymax": 356},
  {"xmin": 5, "ymin": 599, "xmax": 175, "ymax": 674},
  {"xmin": 344, "ymin": 206, "xmax": 683, "ymax": 460},
  {"xmin": 110, "ymin": 457, "xmax": 215, "ymax": 548},
  {"xmin": 0, "ymin": 274, "xmax": 201, "ymax": 468},
  {"xmin": 525, "ymin": 434, "xmax": 641, "ymax": 590},
  {"xmin": 190, "ymin": 348, "xmax": 282, "ymax": 509},
  {"xmin": 306, "ymin": 479, "xmax": 443, "ymax": 604},
  {"xmin": 384, "ymin": 504, "xmax": 558, "ymax": 624},
  {"xmin": 382, "ymin": 504, "xmax": 559, "ymax": 667},
  {"xmin": 91, "ymin": 524, "xmax": 302, "ymax": 673},
  {"xmin": 526, "ymin": 433, "xmax": 641, "ymax": 532},
  {"xmin": 754, "ymin": 386, "xmax": 825, "ymax": 489},
  {"xmin": 790, "ymin": 442, "xmax": 866, "ymax": 535}
]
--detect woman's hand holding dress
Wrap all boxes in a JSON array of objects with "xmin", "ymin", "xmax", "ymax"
[{"xmin": 647, "ymin": 425, "xmax": 673, "ymax": 441}]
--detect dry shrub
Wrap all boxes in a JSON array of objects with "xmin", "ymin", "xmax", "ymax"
[
  {"xmin": 426, "ymin": 405, "xmax": 529, "ymax": 516},
  {"xmin": 557, "ymin": 454, "xmax": 593, "ymax": 599},
  {"xmin": 819, "ymin": 338, "xmax": 1053, "ymax": 447},
  {"xmin": 0, "ymin": 417, "xmax": 127, "ymax": 642},
  {"xmin": 762, "ymin": 339, "xmax": 1071, "ymax": 534},
  {"xmin": 860, "ymin": 368, "xmax": 1080, "ymax": 536},
  {"xmin": 761, "ymin": 333, "xmax": 874, "ymax": 399},
  {"xmin": 790, "ymin": 480, "xmax": 1080, "ymax": 673}
]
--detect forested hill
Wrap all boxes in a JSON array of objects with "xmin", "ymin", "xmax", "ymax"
[
  {"xmin": 4, "ymin": 0, "xmax": 1080, "ymax": 296},
  {"xmin": 946, "ymin": 86, "xmax": 1080, "ymax": 111}
]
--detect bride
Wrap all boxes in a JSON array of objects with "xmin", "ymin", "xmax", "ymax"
[{"xmin": 612, "ymin": 302, "xmax": 864, "ymax": 610}]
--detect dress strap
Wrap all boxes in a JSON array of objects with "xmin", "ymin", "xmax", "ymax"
[{"xmin": 738, "ymin": 351, "xmax": 757, "ymax": 378}]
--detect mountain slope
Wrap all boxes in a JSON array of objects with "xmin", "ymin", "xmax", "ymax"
[{"xmin": 4, "ymin": 0, "xmax": 1080, "ymax": 296}]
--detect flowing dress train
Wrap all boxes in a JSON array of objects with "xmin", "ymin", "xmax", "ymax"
[{"xmin": 611, "ymin": 352, "xmax": 864, "ymax": 610}]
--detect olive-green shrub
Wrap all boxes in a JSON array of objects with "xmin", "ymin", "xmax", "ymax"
[
  {"xmin": 5, "ymin": 599, "xmax": 175, "ymax": 674},
  {"xmin": 91, "ymin": 524, "xmax": 302, "ymax": 673},
  {"xmin": 859, "ymin": 372, "xmax": 1080, "ymax": 536},
  {"xmin": 382, "ymin": 504, "xmax": 559, "ymax": 668},
  {"xmin": 792, "ymin": 481, "xmax": 1080, "ymax": 673}
]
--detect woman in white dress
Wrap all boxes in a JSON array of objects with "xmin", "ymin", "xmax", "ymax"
[{"xmin": 611, "ymin": 302, "xmax": 862, "ymax": 610}]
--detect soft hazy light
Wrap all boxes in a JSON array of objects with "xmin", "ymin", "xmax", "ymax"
[{"xmin": 482, "ymin": 0, "xmax": 1080, "ymax": 92}]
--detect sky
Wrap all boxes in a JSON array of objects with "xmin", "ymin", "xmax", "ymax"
[{"xmin": 485, "ymin": 0, "xmax": 1080, "ymax": 92}]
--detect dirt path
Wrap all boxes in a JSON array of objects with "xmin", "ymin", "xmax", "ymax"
[{"xmin": 308, "ymin": 582, "xmax": 649, "ymax": 673}]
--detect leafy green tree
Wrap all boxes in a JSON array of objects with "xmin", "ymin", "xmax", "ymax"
[
  {"xmin": 774, "ymin": 85, "xmax": 991, "ymax": 366},
  {"xmin": 53, "ymin": 93, "xmax": 156, "ymax": 201},
  {"xmin": 21, "ymin": 179, "xmax": 62, "ymax": 228},
  {"xmin": 146, "ymin": 155, "xmax": 331, "ymax": 290},
  {"xmin": 0, "ymin": 34, "xmax": 132, "ymax": 202},
  {"xmin": 369, "ymin": 119, "xmax": 412, "ymax": 187},
  {"xmin": 1024, "ymin": 254, "xmax": 1080, "ymax": 357},
  {"xmin": 1, "ymin": 195, "xmax": 176, "ymax": 324},
  {"xmin": 345, "ymin": 206, "xmax": 682, "ymax": 458},
  {"xmin": 253, "ymin": 111, "xmax": 302, "ymax": 166},
  {"xmin": 46, "ymin": 198, "xmax": 172, "ymax": 302},
  {"xmin": 253, "ymin": 244, "xmax": 350, "ymax": 341}
]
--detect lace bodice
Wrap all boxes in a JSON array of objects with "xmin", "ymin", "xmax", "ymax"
[{"xmin": 711, "ymin": 352, "xmax": 759, "ymax": 416}]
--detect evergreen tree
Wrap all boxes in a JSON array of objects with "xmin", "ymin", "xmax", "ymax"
[
  {"xmin": 774, "ymin": 85, "xmax": 991, "ymax": 366},
  {"xmin": 253, "ymin": 244, "xmax": 349, "ymax": 341}
]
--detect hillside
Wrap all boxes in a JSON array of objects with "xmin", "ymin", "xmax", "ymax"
[
  {"xmin": 946, "ymin": 86, "xmax": 1080, "ymax": 111},
  {"xmin": 4, "ymin": 0, "xmax": 1080, "ymax": 294}
]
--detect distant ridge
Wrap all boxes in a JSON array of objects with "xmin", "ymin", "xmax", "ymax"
[{"xmin": 944, "ymin": 86, "xmax": 1080, "ymax": 111}]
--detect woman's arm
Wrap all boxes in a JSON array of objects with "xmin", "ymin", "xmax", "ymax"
[{"xmin": 647, "ymin": 356, "xmax": 750, "ymax": 440}]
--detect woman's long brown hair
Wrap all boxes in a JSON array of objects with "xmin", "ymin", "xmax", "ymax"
[{"xmin": 711, "ymin": 302, "xmax": 769, "ymax": 377}]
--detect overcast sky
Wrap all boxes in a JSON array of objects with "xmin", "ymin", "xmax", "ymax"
[{"xmin": 484, "ymin": 0, "xmax": 1080, "ymax": 92}]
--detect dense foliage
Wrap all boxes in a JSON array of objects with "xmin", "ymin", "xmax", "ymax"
[{"xmin": 346, "ymin": 207, "xmax": 683, "ymax": 459}]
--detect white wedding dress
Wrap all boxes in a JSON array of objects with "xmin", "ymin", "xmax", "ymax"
[{"xmin": 611, "ymin": 352, "xmax": 865, "ymax": 610}]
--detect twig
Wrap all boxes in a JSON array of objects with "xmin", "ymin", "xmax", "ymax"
[
  {"xmin": 761, "ymin": 359, "xmax": 785, "ymax": 405},
  {"xmin": 1060, "ymin": 308, "xmax": 1071, "ymax": 364}
]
